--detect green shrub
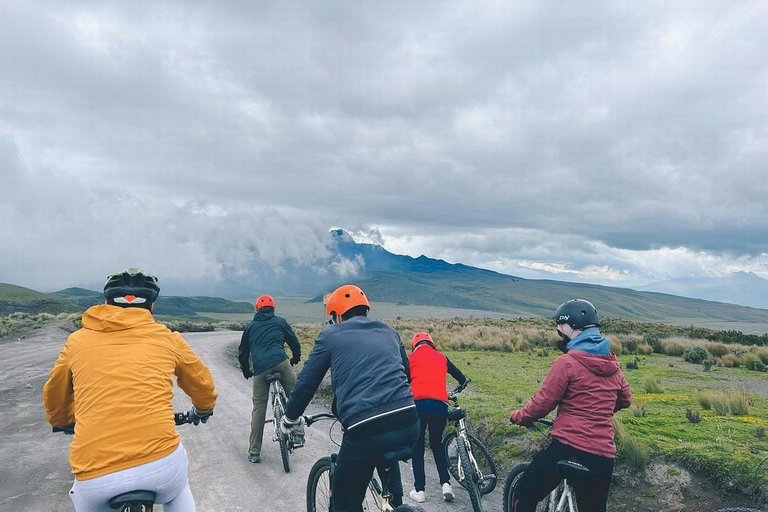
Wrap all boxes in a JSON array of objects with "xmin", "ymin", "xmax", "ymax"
[
  {"xmin": 642, "ymin": 376, "xmax": 664, "ymax": 394},
  {"xmin": 625, "ymin": 357, "xmax": 639, "ymax": 370},
  {"xmin": 684, "ymin": 346, "xmax": 709, "ymax": 364},
  {"xmin": 702, "ymin": 360, "xmax": 714, "ymax": 371},
  {"xmin": 632, "ymin": 404, "xmax": 646, "ymax": 417},
  {"xmin": 621, "ymin": 335, "xmax": 640, "ymax": 354},
  {"xmin": 741, "ymin": 353, "xmax": 767, "ymax": 372}
]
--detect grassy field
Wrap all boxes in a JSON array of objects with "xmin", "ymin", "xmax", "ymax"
[
  {"xmin": 283, "ymin": 317, "xmax": 768, "ymax": 502},
  {"xmin": 197, "ymin": 297, "xmax": 522, "ymax": 324}
]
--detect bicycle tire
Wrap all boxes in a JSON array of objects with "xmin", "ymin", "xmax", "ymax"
[
  {"xmin": 502, "ymin": 463, "xmax": 550, "ymax": 512},
  {"xmin": 273, "ymin": 395, "xmax": 291, "ymax": 473},
  {"xmin": 443, "ymin": 431, "xmax": 498, "ymax": 494},
  {"xmin": 457, "ymin": 436, "xmax": 484, "ymax": 512},
  {"xmin": 307, "ymin": 456, "xmax": 332, "ymax": 512}
]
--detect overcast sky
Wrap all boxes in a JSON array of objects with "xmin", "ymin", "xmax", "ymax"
[{"xmin": 1, "ymin": 0, "xmax": 767, "ymax": 293}]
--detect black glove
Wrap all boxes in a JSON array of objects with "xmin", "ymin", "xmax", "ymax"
[
  {"xmin": 242, "ymin": 368, "xmax": 253, "ymax": 379},
  {"xmin": 189, "ymin": 406, "xmax": 213, "ymax": 426},
  {"xmin": 290, "ymin": 355, "xmax": 300, "ymax": 366}
]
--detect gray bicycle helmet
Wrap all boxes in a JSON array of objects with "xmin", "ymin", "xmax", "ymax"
[
  {"xmin": 554, "ymin": 299, "xmax": 600, "ymax": 330},
  {"xmin": 104, "ymin": 267, "xmax": 160, "ymax": 307}
]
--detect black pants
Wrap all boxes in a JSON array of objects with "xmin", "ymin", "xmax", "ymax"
[
  {"xmin": 333, "ymin": 420, "xmax": 420, "ymax": 512},
  {"xmin": 412, "ymin": 400, "xmax": 451, "ymax": 491},
  {"xmin": 513, "ymin": 438, "xmax": 614, "ymax": 512}
]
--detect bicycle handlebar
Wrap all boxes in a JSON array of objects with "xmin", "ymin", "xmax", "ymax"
[
  {"xmin": 52, "ymin": 411, "xmax": 196, "ymax": 434},
  {"xmin": 448, "ymin": 378, "xmax": 471, "ymax": 399},
  {"xmin": 303, "ymin": 412, "xmax": 336, "ymax": 427}
]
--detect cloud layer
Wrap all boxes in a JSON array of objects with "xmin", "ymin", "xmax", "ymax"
[{"xmin": 1, "ymin": 0, "xmax": 767, "ymax": 291}]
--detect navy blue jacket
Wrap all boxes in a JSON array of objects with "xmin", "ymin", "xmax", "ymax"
[
  {"xmin": 238, "ymin": 309, "xmax": 301, "ymax": 376},
  {"xmin": 285, "ymin": 316, "xmax": 414, "ymax": 430}
]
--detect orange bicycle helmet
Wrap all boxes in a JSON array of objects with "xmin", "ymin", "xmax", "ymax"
[
  {"xmin": 256, "ymin": 294, "xmax": 276, "ymax": 310},
  {"xmin": 411, "ymin": 331, "xmax": 434, "ymax": 350},
  {"xmin": 325, "ymin": 285, "xmax": 370, "ymax": 320}
]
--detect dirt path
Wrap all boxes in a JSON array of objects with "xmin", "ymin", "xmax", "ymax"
[{"xmin": 0, "ymin": 324, "xmax": 501, "ymax": 511}]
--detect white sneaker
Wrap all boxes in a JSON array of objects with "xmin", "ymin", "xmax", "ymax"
[
  {"xmin": 409, "ymin": 489, "xmax": 426, "ymax": 503},
  {"xmin": 442, "ymin": 482, "xmax": 455, "ymax": 502}
]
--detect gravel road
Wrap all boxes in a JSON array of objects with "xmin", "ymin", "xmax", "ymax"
[{"xmin": 0, "ymin": 323, "xmax": 502, "ymax": 511}]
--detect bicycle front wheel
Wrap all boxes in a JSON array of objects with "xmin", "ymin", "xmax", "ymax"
[
  {"xmin": 307, "ymin": 457, "xmax": 332, "ymax": 512},
  {"xmin": 273, "ymin": 397, "xmax": 291, "ymax": 473},
  {"xmin": 503, "ymin": 463, "xmax": 551, "ymax": 512},
  {"xmin": 457, "ymin": 436, "xmax": 484, "ymax": 512},
  {"xmin": 443, "ymin": 431, "xmax": 498, "ymax": 494}
]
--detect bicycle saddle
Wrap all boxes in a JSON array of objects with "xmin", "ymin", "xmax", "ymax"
[
  {"xmin": 108, "ymin": 490, "xmax": 156, "ymax": 509},
  {"xmin": 381, "ymin": 447, "xmax": 413, "ymax": 463},
  {"xmin": 556, "ymin": 460, "xmax": 590, "ymax": 481},
  {"xmin": 447, "ymin": 408, "xmax": 466, "ymax": 421},
  {"xmin": 265, "ymin": 372, "xmax": 282, "ymax": 382}
]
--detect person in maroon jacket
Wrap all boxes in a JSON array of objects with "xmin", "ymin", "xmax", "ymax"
[
  {"xmin": 509, "ymin": 299, "xmax": 632, "ymax": 512},
  {"xmin": 407, "ymin": 332, "xmax": 468, "ymax": 504}
]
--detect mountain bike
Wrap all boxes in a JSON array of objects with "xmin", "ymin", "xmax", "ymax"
[
  {"xmin": 303, "ymin": 412, "xmax": 426, "ymax": 512},
  {"xmin": 264, "ymin": 371, "xmax": 302, "ymax": 473},
  {"xmin": 441, "ymin": 379, "xmax": 498, "ymax": 512},
  {"xmin": 503, "ymin": 419, "xmax": 589, "ymax": 512},
  {"xmin": 53, "ymin": 411, "xmax": 200, "ymax": 512}
]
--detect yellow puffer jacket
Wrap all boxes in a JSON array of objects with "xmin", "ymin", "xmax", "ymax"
[{"xmin": 43, "ymin": 305, "xmax": 218, "ymax": 480}]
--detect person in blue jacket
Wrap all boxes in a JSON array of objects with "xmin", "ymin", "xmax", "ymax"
[
  {"xmin": 238, "ymin": 294, "xmax": 301, "ymax": 464},
  {"xmin": 282, "ymin": 284, "xmax": 419, "ymax": 512}
]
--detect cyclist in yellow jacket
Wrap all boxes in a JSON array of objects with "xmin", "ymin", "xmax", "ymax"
[{"xmin": 43, "ymin": 268, "xmax": 218, "ymax": 512}]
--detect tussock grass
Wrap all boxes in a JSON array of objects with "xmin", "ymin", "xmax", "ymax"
[
  {"xmin": 695, "ymin": 390, "xmax": 751, "ymax": 416},
  {"xmin": 614, "ymin": 418, "xmax": 650, "ymax": 471},
  {"xmin": 643, "ymin": 376, "xmax": 664, "ymax": 394}
]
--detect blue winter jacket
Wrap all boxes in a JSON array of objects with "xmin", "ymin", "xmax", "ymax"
[
  {"xmin": 238, "ymin": 309, "xmax": 301, "ymax": 376},
  {"xmin": 284, "ymin": 316, "xmax": 414, "ymax": 430}
]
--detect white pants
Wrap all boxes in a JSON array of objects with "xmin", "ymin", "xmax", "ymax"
[{"xmin": 69, "ymin": 443, "xmax": 195, "ymax": 512}]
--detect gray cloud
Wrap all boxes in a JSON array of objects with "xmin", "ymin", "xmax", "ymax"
[{"xmin": 1, "ymin": 0, "xmax": 767, "ymax": 290}]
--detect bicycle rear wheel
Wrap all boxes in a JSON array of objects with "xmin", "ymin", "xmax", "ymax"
[
  {"xmin": 443, "ymin": 431, "xmax": 498, "ymax": 494},
  {"xmin": 307, "ymin": 457, "xmax": 332, "ymax": 512},
  {"xmin": 502, "ymin": 463, "xmax": 550, "ymax": 512},
  {"xmin": 273, "ymin": 395, "xmax": 291, "ymax": 473},
  {"xmin": 457, "ymin": 436, "xmax": 484, "ymax": 512}
]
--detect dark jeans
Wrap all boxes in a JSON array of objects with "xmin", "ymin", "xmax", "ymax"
[
  {"xmin": 412, "ymin": 399, "xmax": 451, "ymax": 491},
  {"xmin": 513, "ymin": 438, "xmax": 614, "ymax": 512},
  {"xmin": 333, "ymin": 420, "xmax": 420, "ymax": 512}
]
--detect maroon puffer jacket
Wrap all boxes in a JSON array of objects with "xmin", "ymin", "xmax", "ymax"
[{"xmin": 509, "ymin": 350, "xmax": 632, "ymax": 458}]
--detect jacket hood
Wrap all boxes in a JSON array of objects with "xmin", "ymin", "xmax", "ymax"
[
  {"xmin": 567, "ymin": 350, "xmax": 621, "ymax": 377},
  {"xmin": 81, "ymin": 304, "xmax": 156, "ymax": 332},
  {"xmin": 253, "ymin": 308, "xmax": 275, "ymax": 321},
  {"xmin": 566, "ymin": 327, "xmax": 611, "ymax": 355}
]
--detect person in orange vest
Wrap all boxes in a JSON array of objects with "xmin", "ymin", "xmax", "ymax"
[{"xmin": 407, "ymin": 332, "xmax": 468, "ymax": 504}]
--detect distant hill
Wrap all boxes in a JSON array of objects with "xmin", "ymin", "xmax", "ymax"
[
  {"xmin": 309, "ymin": 230, "xmax": 768, "ymax": 327},
  {"xmin": 638, "ymin": 271, "xmax": 768, "ymax": 309},
  {"xmin": 1, "ymin": 283, "xmax": 253, "ymax": 317}
]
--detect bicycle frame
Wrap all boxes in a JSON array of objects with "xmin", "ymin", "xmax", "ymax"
[
  {"xmin": 304, "ymin": 412, "xmax": 401, "ymax": 512},
  {"xmin": 448, "ymin": 387, "xmax": 483, "ymax": 483},
  {"xmin": 549, "ymin": 480, "xmax": 576, "ymax": 512},
  {"xmin": 269, "ymin": 380, "xmax": 288, "ymax": 443}
]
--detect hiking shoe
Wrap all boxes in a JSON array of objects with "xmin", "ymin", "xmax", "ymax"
[
  {"xmin": 248, "ymin": 453, "xmax": 261, "ymax": 463},
  {"xmin": 442, "ymin": 482, "xmax": 455, "ymax": 502},
  {"xmin": 409, "ymin": 489, "xmax": 426, "ymax": 503}
]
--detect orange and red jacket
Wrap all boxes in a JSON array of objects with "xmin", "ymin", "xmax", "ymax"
[
  {"xmin": 43, "ymin": 305, "xmax": 218, "ymax": 480},
  {"xmin": 409, "ymin": 343, "xmax": 461, "ymax": 402}
]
